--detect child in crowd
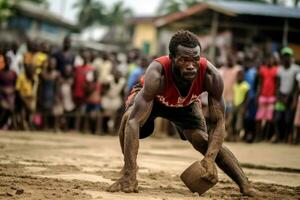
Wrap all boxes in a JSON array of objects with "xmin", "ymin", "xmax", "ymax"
[
  {"xmin": 73, "ymin": 50, "xmax": 94, "ymax": 131},
  {"xmin": 231, "ymin": 69, "xmax": 250, "ymax": 142},
  {"xmin": 84, "ymin": 70, "xmax": 102, "ymax": 134},
  {"xmin": 15, "ymin": 64, "xmax": 39, "ymax": 130},
  {"xmin": 255, "ymin": 54, "xmax": 278, "ymax": 141},
  {"xmin": 243, "ymin": 55, "xmax": 257, "ymax": 143},
  {"xmin": 59, "ymin": 65, "xmax": 75, "ymax": 130},
  {"xmin": 38, "ymin": 57, "xmax": 61, "ymax": 130},
  {"xmin": 101, "ymin": 69, "xmax": 126, "ymax": 134}
]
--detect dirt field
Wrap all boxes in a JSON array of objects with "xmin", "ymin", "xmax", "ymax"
[{"xmin": 0, "ymin": 131, "xmax": 299, "ymax": 200}]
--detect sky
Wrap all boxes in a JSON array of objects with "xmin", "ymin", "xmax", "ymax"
[{"xmin": 47, "ymin": 0, "xmax": 161, "ymax": 24}]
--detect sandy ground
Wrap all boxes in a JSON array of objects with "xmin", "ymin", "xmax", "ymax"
[{"xmin": 0, "ymin": 131, "xmax": 299, "ymax": 200}]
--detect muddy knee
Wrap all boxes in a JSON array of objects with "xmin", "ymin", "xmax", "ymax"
[{"xmin": 183, "ymin": 130, "xmax": 208, "ymax": 154}]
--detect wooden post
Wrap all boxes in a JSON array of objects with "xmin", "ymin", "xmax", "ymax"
[
  {"xmin": 209, "ymin": 12, "xmax": 219, "ymax": 62},
  {"xmin": 283, "ymin": 18, "xmax": 289, "ymax": 46}
]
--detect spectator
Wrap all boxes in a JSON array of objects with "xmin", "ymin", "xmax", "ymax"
[
  {"xmin": 219, "ymin": 54, "xmax": 242, "ymax": 141},
  {"xmin": 255, "ymin": 54, "xmax": 278, "ymax": 141},
  {"xmin": 84, "ymin": 70, "xmax": 102, "ymax": 134},
  {"xmin": 0, "ymin": 53, "xmax": 17, "ymax": 129},
  {"xmin": 127, "ymin": 56, "xmax": 149, "ymax": 92},
  {"xmin": 32, "ymin": 42, "xmax": 48, "ymax": 75},
  {"xmin": 38, "ymin": 57, "xmax": 61, "ymax": 130},
  {"xmin": 102, "ymin": 69, "xmax": 126, "ymax": 133},
  {"xmin": 242, "ymin": 55, "xmax": 258, "ymax": 143},
  {"xmin": 15, "ymin": 64, "xmax": 39, "ymax": 130},
  {"xmin": 231, "ymin": 69, "xmax": 250, "ymax": 141},
  {"xmin": 73, "ymin": 50, "xmax": 94, "ymax": 131},
  {"xmin": 97, "ymin": 53, "xmax": 113, "ymax": 84},
  {"xmin": 273, "ymin": 47, "xmax": 300, "ymax": 143},
  {"xmin": 293, "ymin": 70, "xmax": 300, "ymax": 144},
  {"xmin": 52, "ymin": 35, "xmax": 75, "ymax": 75},
  {"xmin": 59, "ymin": 65, "xmax": 75, "ymax": 130}
]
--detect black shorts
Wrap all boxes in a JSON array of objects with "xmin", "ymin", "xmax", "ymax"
[
  {"xmin": 139, "ymin": 99, "xmax": 207, "ymax": 140},
  {"xmin": 125, "ymin": 83, "xmax": 207, "ymax": 140}
]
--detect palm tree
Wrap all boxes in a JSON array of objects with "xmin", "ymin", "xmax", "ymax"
[
  {"xmin": 73, "ymin": 0, "xmax": 106, "ymax": 28},
  {"xmin": 156, "ymin": 0, "xmax": 182, "ymax": 15},
  {"xmin": 104, "ymin": 1, "xmax": 133, "ymax": 26},
  {"xmin": 184, "ymin": 0, "xmax": 201, "ymax": 8},
  {"xmin": 103, "ymin": 1, "xmax": 133, "ymax": 42}
]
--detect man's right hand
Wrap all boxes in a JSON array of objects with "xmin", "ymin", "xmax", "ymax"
[
  {"xmin": 107, "ymin": 173, "xmax": 138, "ymax": 193},
  {"xmin": 200, "ymin": 157, "xmax": 218, "ymax": 184}
]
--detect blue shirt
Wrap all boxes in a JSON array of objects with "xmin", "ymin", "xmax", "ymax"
[
  {"xmin": 127, "ymin": 67, "xmax": 144, "ymax": 91},
  {"xmin": 244, "ymin": 67, "xmax": 257, "ymax": 99}
]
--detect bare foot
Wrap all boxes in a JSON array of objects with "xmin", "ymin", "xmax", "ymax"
[
  {"xmin": 241, "ymin": 184, "xmax": 259, "ymax": 197},
  {"xmin": 107, "ymin": 174, "xmax": 138, "ymax": 193}
]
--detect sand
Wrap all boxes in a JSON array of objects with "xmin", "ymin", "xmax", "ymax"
[{"xmin": 0, "ymin": 131, "xmax": 299, "ymax": 200}]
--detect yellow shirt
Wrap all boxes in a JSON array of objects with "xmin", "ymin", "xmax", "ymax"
[
  {"xmin": 32, "ymin": 52, "xmax": 48, "ymax": 74},
  {"xmin": 15, "ymin": 73, "xmax": 38, "ymax": 97},
  {"xmin": 233, "ymin": 81, "xmax": 250, "ymax": 107}
]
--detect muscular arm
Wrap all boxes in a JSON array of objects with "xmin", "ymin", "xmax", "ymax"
[
  {"xmin": 123, "ymin": 61, "xmax": 162, "ymax": 174},
  {"xmin": 204, "ymin": 61, "xmax": 225, "ymax": 161}
]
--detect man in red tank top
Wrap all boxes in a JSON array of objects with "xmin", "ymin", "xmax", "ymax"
[{"xmin": 108, "ymin": 30, "xmax": 257, "ymax": 196}]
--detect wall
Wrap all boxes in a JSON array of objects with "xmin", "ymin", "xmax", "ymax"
[{"xmin": 133, "ymin": 22, "xmax": 157, "ymax": 55}]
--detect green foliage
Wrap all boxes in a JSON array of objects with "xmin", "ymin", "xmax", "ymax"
[
  {"xmin": 73, "ymin": 0, "xmax": 106, "ymax": 28},
  {"xmin": 156, "ymin": 0, "xmax": 183, "ymax": 15},
  {"xmin": 104, "ymin": 1, "xmax": 133, "ymax": 26},
  {"xmin": 0, "ymin": 0, "xmax": 48, "ymax": 24},
  {"xmin": 74, "ymin": 0, "xmax": 133, "ymax": 28},
  {"xmin": 0, "ymin": 0, "xmax": 15, "ymax": 23}
]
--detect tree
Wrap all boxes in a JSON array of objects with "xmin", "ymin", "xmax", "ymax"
[
  {"xmin": 73, "ymin": 0, "xmax": 106, "ymax": 29},
  {"xmin": 156, "ymin": 0, "xmax": 182, "ymax": 15},
  {"xmin": 0, "ymin": 0, "xmax": 48, "ymax": 26},
  {"xmin": 0, "ymin": 0, "xmax": 14, "ymax": 24},
  {"xmin": 104, "ymin": 1, "xmax": 133, "ymax": 26},
  {"xmin": 74, "ymin": 0, "xmax": 133, "ymax": 28}
]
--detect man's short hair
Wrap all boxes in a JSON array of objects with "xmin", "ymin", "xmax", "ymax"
[{"xmin": 169, "ymin": 30, "xmax": 201, "ymax": 57}]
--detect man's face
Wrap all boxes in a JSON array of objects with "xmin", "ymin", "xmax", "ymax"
[
  {"xmin": 282, "ymin": 54, "xmax": 292, "ymax": 68},
  {"xmin": 173, "ymin": 45, "xmax": 200, "ymax": 82},
  {"xmin": 63, "ymin": 37, "xmax": 71, "ymax": 50}
]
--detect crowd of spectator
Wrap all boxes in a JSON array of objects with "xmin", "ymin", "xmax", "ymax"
[
  {"xmin": 0, "ymin": 36, "xmax": 299, "ymax": 145},
  {"xmin": 0, "ymin": 36, "xmax": 150, "ymax": 134},
  {"xmin": 215, "ymin": 46, "xmax": 300, "ymax": 144}
]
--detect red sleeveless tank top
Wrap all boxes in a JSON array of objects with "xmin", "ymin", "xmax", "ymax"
[{"xmin": 154, "ymin": 55, "xmax": 207, "ymax": 107}]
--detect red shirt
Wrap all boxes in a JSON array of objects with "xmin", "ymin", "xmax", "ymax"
[
  {"xmin": 259, "ymin": 65, "xmax": 278, "ymax": 97},
  {"xmin": 74, "ymin": 65, "xmax": 94, "ymax": 99},
  {"xmin": 154, "ymin": 56, "xmax": 207, "ymax": 107}
]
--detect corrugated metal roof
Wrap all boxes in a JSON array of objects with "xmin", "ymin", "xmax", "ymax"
[
  {"xmin": 207, "ymin": 1, "xmax": 300, "ymax": 19},
  {"xmin": 16, "ymin": 1, "xmax": 77, "ymax": 30}
]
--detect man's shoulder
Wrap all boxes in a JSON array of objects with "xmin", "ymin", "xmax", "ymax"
[
  {"xmin": 292, "ymin": 63, "xmax": 300, "ymax": 71},
  {"xmin": 204, "ymin": 61, "xmax": 223, "ymax": 98}
]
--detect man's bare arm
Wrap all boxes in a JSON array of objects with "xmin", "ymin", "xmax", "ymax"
[
  {"xmin": 123, "ymin": 61, "xmax": 162, "ymax": 174},
  {"xmin": 204, "ymin": 61, "xmax": 225, "ymax": 161}
]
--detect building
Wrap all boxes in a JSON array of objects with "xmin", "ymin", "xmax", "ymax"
[
  {"xmin": 130, "ymin": 16, "xmax": 159, "ymax": 55},
  {"xmin": 131, "ymin": 1, "xmax": 300, "ymax": 61},
  {"xmin": 3, "ymin": 1, "xmax": 77, "ymax": 44}
]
